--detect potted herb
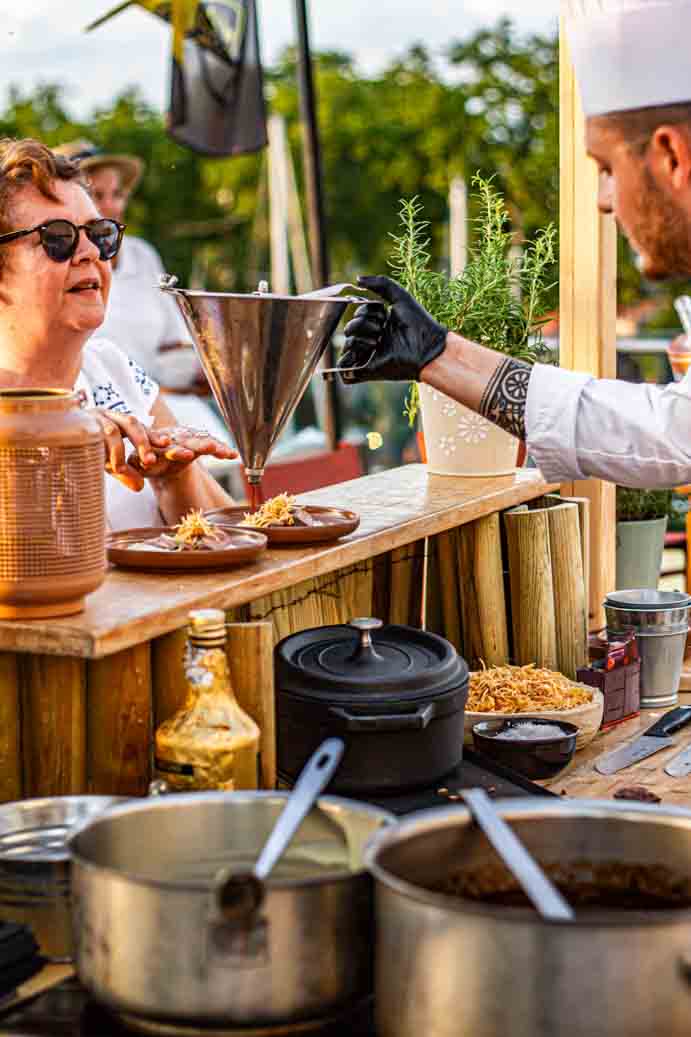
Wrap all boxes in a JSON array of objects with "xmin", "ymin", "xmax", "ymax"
[
  {"xmin": 616, "ymin": 488, "xmax": 674, "ymax": 590},
  {"xmin": 390, "ymin": 175, "xmax": 556, "ymax": 476}
]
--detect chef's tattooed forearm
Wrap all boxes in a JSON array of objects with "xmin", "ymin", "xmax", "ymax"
[{"xmin": 478, "ymin": 357, "xmax": 531, "ymax": 440}]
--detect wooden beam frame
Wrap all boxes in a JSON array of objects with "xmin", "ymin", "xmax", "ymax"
[{"xmin": 559, "ymin": 13, "xmax": 618, "ymax": 631}]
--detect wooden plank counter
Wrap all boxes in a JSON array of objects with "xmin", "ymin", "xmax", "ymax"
[
  {"xmin": 545, "ymin": 692, "xmax": 691, "ymax": 808},
  {"xmin": 0, "ymin": 464, "xmax": 557, "ymax": 802}
]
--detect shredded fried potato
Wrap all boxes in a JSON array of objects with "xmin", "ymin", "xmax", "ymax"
[
  {"xmin": 240, "ymin": 493, "xmax": 297, "ymax": 529},
  {"xmin": 173, "ymin": 509, "xmax": 223, "ymax": 547},
  {"xmin": 468, "ymin": 663, "xmax": 592, "ymax": 713}
]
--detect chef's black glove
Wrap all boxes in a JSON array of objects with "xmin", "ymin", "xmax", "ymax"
[{"xmin": 339, "ymin": 275, "xmax": 448, "ymax": 382}]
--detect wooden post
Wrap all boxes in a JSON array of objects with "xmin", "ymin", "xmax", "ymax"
[
  {"xmin": 457, "ymin": 514, "xmax": 510, "ymax": 668},
  {"xmin": 267, "ymin": 113, "xmax": 291, "ymax": 296},
  {"xmin": 226, "ymin": 622, "xmax": 276, "ymax": 789},
  {"xmin": 449, "ymin": 176, "xmax": 467, "ymax": 278},
  {"xmin": 546, "ymin": 503, "xmax": 588, "ymax": 678},
  {"xmin": 0, "ymin": 653, "xmax": 21, "ymax": 802},
  {"xmin": 504, "ymin": 507, "xmax": 559, "ymax": 670},
  {"xmin": 87, "ymin": 644, "xmax": 152, "ymax": 797},
  {"xmin": 21, "ymin": 657, "xmax": 87, "ymax": 797},
  {"xmin": 559, "ymin": 13, "xmax": 618, "ymax": 630}
]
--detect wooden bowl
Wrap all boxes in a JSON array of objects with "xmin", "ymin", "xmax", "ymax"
[{"xmin": 463, "ymin": 684, "xmax": 604, "ymax": 751}]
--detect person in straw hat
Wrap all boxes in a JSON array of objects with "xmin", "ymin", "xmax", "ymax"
[
  {"xmin": 53, "ymin": 139, "xmax": 207, "ymax": 395},
  {"xmin": 339, "ymin": 0, "xmax": 691, "ymax": 489}
]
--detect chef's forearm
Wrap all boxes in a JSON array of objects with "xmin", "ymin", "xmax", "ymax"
[
  {"xmin": 151, "ymin": 463, "xmax": 234, "ymax": 525},
  {"xmin": 420, "ymin": 332, "xmax": 531, "ymax": 440}
]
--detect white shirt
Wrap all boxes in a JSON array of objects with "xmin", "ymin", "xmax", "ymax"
[
  {"xmin": 97, "ymin": 235, "xmax": 201, "ymax": 389},
  {"xmin": 76, "ymin": 337, "xmax": 162, "ymax": 531},
  {"xmin": 526, "ymin": 363, "xmax": 691, "ymax": 488}
]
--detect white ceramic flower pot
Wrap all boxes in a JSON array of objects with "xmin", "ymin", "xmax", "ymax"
[{"xmin": 419, "ymin": 384, "xmax": 518, "ymax": 477}]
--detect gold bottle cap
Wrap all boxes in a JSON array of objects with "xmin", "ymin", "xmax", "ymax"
[{"xmin": 188, "ymin": 608, "xmax": 226, "ymax": 642}]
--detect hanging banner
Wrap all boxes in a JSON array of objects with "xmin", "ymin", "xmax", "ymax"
[{"xmin": 87, "ymin": 0, "xmax": 268, "ymax": 157}]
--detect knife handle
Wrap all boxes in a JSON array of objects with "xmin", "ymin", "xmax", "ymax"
[{"xmin": 645, "ymin": 706, "xmax": 691, "ymax": 738}]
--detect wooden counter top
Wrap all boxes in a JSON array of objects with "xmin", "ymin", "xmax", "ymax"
[
  {"xmin": 546, "ymin": 692, "xmax": 691, "ymax": 808},
  {"xmin": 0, "ymin": 465, "xmax": 555, "ymax": 659}
]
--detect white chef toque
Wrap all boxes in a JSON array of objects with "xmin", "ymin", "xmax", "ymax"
[{"xmin": 565, "ymin": 0, "xmax": 691, "ymax": 116}]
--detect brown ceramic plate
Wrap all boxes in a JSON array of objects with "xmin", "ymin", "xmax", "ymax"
[
  {"xmin": 205, "ymin": 505, "xmax": 361, "ymax": 545},
  {"xmin": 107, "ymin": 525, "xmax": 268, "ymax": 571}
]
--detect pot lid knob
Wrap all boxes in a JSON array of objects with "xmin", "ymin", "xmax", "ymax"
[{"xmin": 347, "ymin": 617, "xmax": 384, "ymax": 665}]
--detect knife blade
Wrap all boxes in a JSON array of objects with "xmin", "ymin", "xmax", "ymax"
[
  {"xmin": 594, "ymin": 706, "xmax": 691, "ymax": 775},
  {"xmin": 664, "ymin": 744, "xmax": 691, "ymax": 777}
]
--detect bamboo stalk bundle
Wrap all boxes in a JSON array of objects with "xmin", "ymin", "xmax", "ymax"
[
  {"xmin": 504, "ymin": 507, "xmax": 559, "ymax": 670},
  {"xmin": 545, "ymin": 494, "xmax": 590, "ymax": 628},
  {"xmin": 87, "ymin": 644, "xmax": 152, "ymax": 796},
  {"xmin": 0, "ymin": 653, "xmax": 21, "ymax": 802},
  {"xmin": 457, "ymin": 513, "xmax": 509, "ymax": 668},
  {"xmin": 20, "ymin": 657, "xmax": 87, "ymax": 796},
  {"xmin": 226, "ymin": 622, "xmax": 276, "ymax": 789},
  {"xmin": 546, "ymin": 503, "xmax": 588, "ymax": 678}
]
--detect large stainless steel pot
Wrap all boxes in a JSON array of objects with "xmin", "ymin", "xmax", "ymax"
[
  {"xmin": 70, "ymin": 791, "xmax": 392, "ymax": 1028},
  {"xmin": 366, "ymin": 799, "xmax": 691, "ymax": 1037}
]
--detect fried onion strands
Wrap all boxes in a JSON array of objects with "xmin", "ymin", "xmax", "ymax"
[{"xmin": 468, "ymin": 663, "xmax": 591, "ymax": 714}]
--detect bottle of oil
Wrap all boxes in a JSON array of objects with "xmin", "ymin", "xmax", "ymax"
[{"xmin": 154, "ymin": 609, "xmax": 260, "ymax": 791}]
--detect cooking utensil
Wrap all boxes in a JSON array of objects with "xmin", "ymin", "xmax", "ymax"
[
  {"xmin": 462, "ymin": 789, "xmax": 574, "ymax": 921},
  {"xmin": 471, "ymin": 718, "xmax": 579, "ymax": 780},
  {"xmin": 275, "ymin": 619, "xmax": 469, "ymax": 793},
  {"xmin": 70, "ymin": 791, "xmax": 393, "ymax": 1027},
  {"xmin": 106, "ymin": 525, "xmax": 267, "ymax": 571},
  {"xmin": 604, "ymin": 589, "xmax": 691, "ymax": 708},
  {"xmin": 0, "ymin": 795, "xmax": 124, "ymax": 960},
  {"xmin": 216, "ymin": 738, "xmax": 344, "ymax": 923},
  {"xmin": 206, "ymin": 505, "xmax": 361, "ymax": 545},
  {"xmin": 366, "ymin": 799, "xmax": 691, "ymax": 1037},
  {"xmin": 160, "ymin": 278, "xmax": 364, "ymax": 490},
  {"xmin": 664, "ymin": 743, "xmax": 691, "ymax": 777},
  {"xmin": 594, "ymin": 705, "xmax": 691, "ymax": 774}
]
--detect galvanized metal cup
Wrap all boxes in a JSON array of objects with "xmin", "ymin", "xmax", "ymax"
[{"xmin": 604, "ymin": 589, "xmax": 691, "ymax": 709}]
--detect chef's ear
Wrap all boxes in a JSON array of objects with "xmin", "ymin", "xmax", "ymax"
[{"xmin": 649, "ymin": 123, "xmax": 691, "ymax": 194}]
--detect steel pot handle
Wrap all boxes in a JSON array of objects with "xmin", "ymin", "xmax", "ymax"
[{"xmin": 327, "ymin": 702, "xmax": 435, "ymax": 732}]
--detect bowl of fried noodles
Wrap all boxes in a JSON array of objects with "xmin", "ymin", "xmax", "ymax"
[{"xmin": 463, "ymin": 663, "xmax": 604, "ymax": 750}]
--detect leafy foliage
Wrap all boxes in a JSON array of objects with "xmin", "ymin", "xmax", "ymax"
[
  {"xmin": 616, "ymin": 487, "xmax": 674, "ymax": 522},
  {"xmin": 389, "ymin": 178, "xmax": 557, "ymax": 424}
]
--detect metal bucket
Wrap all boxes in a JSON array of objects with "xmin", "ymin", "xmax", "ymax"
[
  {"xmin": 0, "ymin": 796, "xmax": 123, "ymax": 960},
  {"xmin": 605, "ymin": 589, "xmax": 691, "ymax": 708}
]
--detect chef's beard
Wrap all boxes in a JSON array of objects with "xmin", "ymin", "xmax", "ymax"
[{"xmin": 629, "ymin": 167, "xmax": 691, "ymax": 280}]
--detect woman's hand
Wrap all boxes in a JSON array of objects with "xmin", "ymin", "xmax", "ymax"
[
  {"xmin": 95, "ymin": 409, "xmax": 173, "ymax": 492},
  {"xmin": 125, "ymin": 425, "xmax": 236, "ymax": 483}
]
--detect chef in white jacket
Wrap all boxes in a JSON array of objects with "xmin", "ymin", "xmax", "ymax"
[{"xmin": 339, "ymin": 0, "xmax": 691, "ymax": 490}]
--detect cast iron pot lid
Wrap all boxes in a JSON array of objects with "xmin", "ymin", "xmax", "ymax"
[
  {"xmin": 605, "ymin": 589, "xmax": 691, "ymax": 611},
  {"xmin": 275, "ymin": 618, "xmax": 468, "ymax": 704}
]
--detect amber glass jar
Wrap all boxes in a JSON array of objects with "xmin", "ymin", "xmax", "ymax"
[{"xmin": 0, "ymin": 389, "xmax": 106, "ymax": 618}]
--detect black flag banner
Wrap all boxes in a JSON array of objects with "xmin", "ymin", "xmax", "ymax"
[
  {"xmin": 169, "ymin": 0, "xmax": 268, "ymax": 156},
  {"xmin": 86, "ymin": 1, "xmax": 268, "ymax": 157}
]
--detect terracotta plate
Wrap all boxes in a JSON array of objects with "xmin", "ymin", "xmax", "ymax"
[
  {"xmin": 107, "ymin": 525, "xmax": 268, "ymax": 571},
  {"xmin": 205, "ymin": 505, "xmax": 360, "ymax": 545}
]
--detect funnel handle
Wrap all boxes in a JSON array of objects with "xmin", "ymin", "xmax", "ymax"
[
  {"xmin": 321, "ymin": 348, "xmax": 377, "ymax": 383},
  {"xmin": 157, "ymin": 274, "xmax": 181, "ymax": 294}
]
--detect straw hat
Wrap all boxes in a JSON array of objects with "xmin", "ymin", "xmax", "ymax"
[{"xmin": 52, "ymin": 139, "xmax": 144, "ymax": 193}]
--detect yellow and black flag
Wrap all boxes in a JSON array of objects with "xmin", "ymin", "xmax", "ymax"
[{"xmin": 87, "ymin": 1, "xmax": 268, "ymax": 157}]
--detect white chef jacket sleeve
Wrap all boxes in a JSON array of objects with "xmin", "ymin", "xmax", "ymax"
[{"xmin": 525, "ymin": 363, "xmax": 691, "ymax": 488}]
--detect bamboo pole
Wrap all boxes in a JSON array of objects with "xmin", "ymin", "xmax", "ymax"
[
  {"xmin": 20, "ymin": 656, "xmax": 87, "ymax": 796},
  {"xmin": 87, "ymin": 644, "xmax": 152, "ymax": 796},
  {"xmin": 546, "ymin": 503, "xmax": 588, "ymax": 678},
  {"xmin": 504, "ymin": 507, "xmax": 558, "ymax": 669},
  {"xmin": 435, "ymin": 530, "xmax": 462, "ymax": 652},
  {"xmin": 457, "ymin": 514, "xmax": 510, "ymax": 668},
  {"xmin": 226, "ymin": 622, "xmax": 276, "ymax": 789},
  {"xmin": 546, "ymin": 494, "xmax": 591, "ymax": 631},
  {"xmin": 0, "ymin": 653, "xmax": 21, "ymax": 802},
  {"xmin": 423, "ymin": 535, "xmax": 444, "ymax": 636}
]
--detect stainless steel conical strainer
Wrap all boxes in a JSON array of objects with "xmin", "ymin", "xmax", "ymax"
[{"xmin": 159, "ymin": 278, "xmax": 364, "ymax": 488}]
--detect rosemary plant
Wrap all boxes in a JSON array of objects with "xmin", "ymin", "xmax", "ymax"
[{"xmin": 389, "ymin": 175, "xmax": 557, "ymax": 425}]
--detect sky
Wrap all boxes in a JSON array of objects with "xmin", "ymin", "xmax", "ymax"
[{"xmin": 0, "ymin": 1, "xmax": 557, "ymax": 117}]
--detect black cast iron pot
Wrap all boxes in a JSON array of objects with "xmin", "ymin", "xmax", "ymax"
[{"xmin": 275, "ymin": 619, "xmax": 469, "ymax": 793}]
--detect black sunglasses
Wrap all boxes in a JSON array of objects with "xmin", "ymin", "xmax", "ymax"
[{"xmin": 0, "ymin": 218, "xmax": 125, "ymax": 263}]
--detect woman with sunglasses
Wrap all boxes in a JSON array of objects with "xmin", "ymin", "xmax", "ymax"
[{"xmin": 0, "ymin": 137, "xmax": 235, "ymax": 530}]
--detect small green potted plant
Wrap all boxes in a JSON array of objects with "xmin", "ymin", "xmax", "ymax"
[
  {"xmin": 390, "ymin": 175, "xmax": 556, "ymax": 476},
  {"xmin": 615, "ymin": 487, "xmax": 674, "ymax": 589}
]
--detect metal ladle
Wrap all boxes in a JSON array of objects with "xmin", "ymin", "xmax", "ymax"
[
  {"xmin": 215, "ymin": 738, "xmax": 345, "ymax": 924},
  {"xmin": 462, "ymin": 789, "xmax": 574, "ymax": 922}
]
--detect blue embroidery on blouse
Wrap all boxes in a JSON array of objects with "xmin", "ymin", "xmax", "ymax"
[
  {"xmin": 128, "ymin": 359, "xmax": 155, "ymax": 397},
  {"xmin": 92, "ymin": 381, "xmax": 132, "ymax": 414}
]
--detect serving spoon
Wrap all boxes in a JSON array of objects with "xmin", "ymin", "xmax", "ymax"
[
  {"xmin": 462, "ymin": 789, "xmax": 574, "ymax": 922},
  {"xmin": 215, "ymin": 738, "xmax": 345, "ymax": 924}
]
